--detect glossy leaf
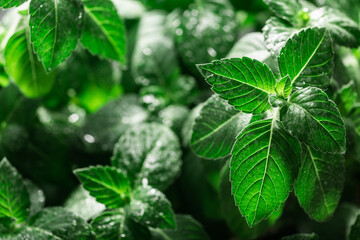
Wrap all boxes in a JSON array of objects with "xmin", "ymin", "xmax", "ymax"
[
  {"xmin": 5, "ymin": 30, "xmax": 55, "ymax": 97},
  {"xmin": 231, "ymin": 118, "xmax": 301, "ymax": 226},
  {"xmin": 128, "ymin": 185, "xmax": 176, "ymax": 229},
  {"xmin": 275, "ymin": 76, "xmax": 292, "ymax": 98},
  {"xmin": 15, "ymin": 227, "xmax": 62, "ymax": 240},
  {"xmin": 263, "ymin": 0, "xmax": 301, "ymax": 24},
  {"xmin": 0, "ymin": 0, "xmax": 26, "ymax": 8},
  {"xmin": 29, "ymin": 207, "xmax": 94, "ymax": 240},
  {"xmin": 191, "ymin": 95, "xmax": 252, "ymax": 159},
  {"xmin": 151, "ymin": 215, "xmax": 210, "ymax": 240},
  {"xmin": 74, "ymin": 166, "xmax": 131, "ymax": 208},
  {"xmin": 295, "ymin": 146, "xmax": 344, "ymax": 221},
  {"xmin": 91, "ymin": 209, "xmax": 151, "ymax": 240},
  {"xmin": 29, "ymin": 0, "xmax": 84, "ymax": 71},
  {"xmin": 0, "ymin": 158, "xmax": 30, "ymax": 224},
  {"xmin": 278, "ymin": 27, "xmax": 333, "ymax": 89},
  {"xmin": 81, "ymin": 0, "xmax": 126, "ymax": 63},
  {"xmin": 112, "ymin": 123, "xmax": 182, "ymax": 191},
  {"xmin": 280, "ymin": 87, "xmax": 346, "ymax": 154},
  {"xmin": 197, "ymin": 58, "xmax": 276, "ymax": 114}
]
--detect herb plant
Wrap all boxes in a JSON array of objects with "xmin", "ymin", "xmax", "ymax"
[{"xmin": 1, "ymin": 0, "xmax": 360, "ymax": 239}]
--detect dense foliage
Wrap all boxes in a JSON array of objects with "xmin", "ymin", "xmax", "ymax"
[{"xmin": 1, "ymin": 0, "xmax": 360, "ymax": 239}]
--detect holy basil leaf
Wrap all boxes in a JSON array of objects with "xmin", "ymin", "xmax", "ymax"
[
  {"xmin": 151, "ymin": 215, "xmax": 210, "ymax": 240},
  {"xmin": 111, "ymin": 123, "xmax": 182, "ymax": 191},
  {"xmin": 128, "ymin": 185, "xmax": 176, "ymax": 229},
  {"xmin": 349, "ymin": 213, "xmax": 360, "ymax": 240},
  {"xmin": 29, "ymin": 0, "xmax": 84, "ymax": 71},
  {"xmin": 278, "ymin": 27, "xmax": 333, "ymax": 89},
  {"xmin": 231, "ymin": 118, "xmax": 301, "ymax": 227},
  {"xmin": 81, "ymin": 0, "xmax": 126, "ymax": 63},
  {"xmin": 29, "ymin": 207, "xmax": 94, "ymax": 240},
  {"xmin": 197, "ymin": 57, "xmax": 276, "ymax": 114},
  {"xmin": 91, "ymin": 209, "xmax": 151, "ymax": 240},
  {"xmin": 74, "ymin": 166, "xmax": 131, "ymax": 208},
  {"xmin": 171, "ymin": 0, "xmax": 238, "ymax": 71},
  {"xmin": 191, "ymin": 95, "xmax": 252, "ymax": 159},
  {"xmin": 295, "ymin": 146, "xmax": 344, "ymax": 221},
  {"xmin": 64, "ymin": 186, "xmax": 105, "ymax": 221},
  {"xmin": 5, "ymin": 30, "xmax": 55, "ymax": 98},
  {"xmin": 275, "ymin": 76, "xmax": 292, "ymax": 99},
  {"xmin": 0, "ymin": 0, "xmax": 26, "ymax": 9},
  {"xmin": 282, "ymin": 233, "xmax": 320, "ymax": 240},
  {"xmin": 280, "ymin": 87, "xmax": 346, "ymax": 154},
  {"xmin": 0, "ymin": 158, "xmax": 30, "ymax": 224},
  {"xmin": 263, "ymin": 0, "xmax": 302, "ymax": 24},
  {"xmin": 309, "ymin": 7, "xmax": 360, "ymax": 49}
]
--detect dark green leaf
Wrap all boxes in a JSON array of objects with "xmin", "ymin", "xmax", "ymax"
[
  {"xmin": 80, "ymin": 95, "xmax": 149, "ymax": 153},
  {"xmin": 295, "ymin": 146, "xmax": 344, "ymax": 221},
  {"xmin": 112, "ymin": 123, "xmax": 182, "ymax": 191},
  {"xmin": 74, "ymin": 166, "xmax": 131, "ymax": 208},
  {"xmin": 278, "ymin": 27, "xmax": 333, "ymax": 89},
  {"xmin": 151, "ymin": 215, "xmax": 210, "ymax": 240},
  {"xmin": 91, "ymin": 209, "xmax": 151, "ymax": 240},
  {"xmin": 280, "ymin": 87, "xmax": 346, "ymax": 154},
  {"xmin": 64, "ymin": 186, "xmax": 105, "ymax": 221},
  {"xmin": 282, "ymin": 233, "xmax": 320, "ymax": 240},
  {"xmin": 29, "ymin": 0, "xmax": 84, "ymax": 71},
  {"xmin": 275, "ymin": 76, "xmax": 292, "ymax": 98},
  {"xmin": 0, "ymin": 158, "xmax": 30, "ymax": 224},
  {"xmin": 0, "ymin": 0, "xmax": 26, "ymax": 9},
  {"xmin": 128, "ymin": 185, "xmax": 175, "ymax": 229},
  {"xmin": 263, "ymin": 0, "xmax": 302, "ymax": 24},
  {"xmin": 81, "ymin": 0, "xmax": 126, "ymax": 63},
  {"xmin": 29, "ymin": 207, "xmax": 94, "ymax": 240},
  {"xmin": 231, "ymin": 117, "xmax": 301, "ymax": 226},
  {"xmin": 197, "ymin": 57, "xmax": 276, "ymax": 114},
  {"xmin": 191, "ymin": 95, "xmax": 252, "ymax": 159},
  {"xmin": 140, "ymin": 0, "xmax": 192, "ymax": 11},
  {"xmin": 5, "ymin": 30, "xmax": 55, "ymax": 97}
]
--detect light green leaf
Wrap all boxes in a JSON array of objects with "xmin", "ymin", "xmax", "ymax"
[
  {"xmin": 111, "ymin": 123, "xmax": 182, "ymax": 191},
  {"xmin": 282, "ymin": 233, "xmax": 320, "ymax": 240},
  {"xmin": 81, "ymin": 0, "xmax": 126, "ymax": 63},
  {"xmin": 151, "ymin": 215, "xmax": 210, "ymax": 240},
  {"xmin": 295, "ymin": 146, "xmax": 344, "ymax": 221},
  {"xmin": 0, "ymin": 158, "xmax": 30, "ymax": 224},
  {"xmin": 0, "ymin": 0, "xmax": 26, "ymax": 9},
  {"xmin": 29, "ymin": 207, "xmax": 94, "ymax": 240},
  {"xmin": 275, "ymin": 76, "xmax": 292, "ymax": 98},
  {"xmin": 64, "ymin": 186, "xmax": 105, "ymax": 221},
  {"xmin": 278, "ymin": 27, "xmax": 333, "ymax": 89},
  {"xmin": 29, "ymin": 0, "xmax": 84, "ymax": 71},
  {"xmin": 350, "ymin": 213, "xmax": 360, "ymax": 240},
  {"xmin": 337, "ymin": 81, "xmax": 358, "ymax": 114},
  {"xmin": 350, "ymin": 104, "xmax": 360, "ymax": 136},
  {"xmin": 128, "ymin": 185, "xmax": 175, "ymax": 229},
  {"xmin": 74, "ymin": 166, "xmax": 131, "ymax": 208},
  {"xmin": 280, "ymin": 87, "xmax": 346, "ymax": 154},
  {"xmin": 140, "ymin": 0, "xmax": 192, "ymax": 11},
  {"xmin": 263, "ymin": 0, "xmax": 302, "ymax": 24},
  {"xmin": 231, "ymin": 117, "xmax": 301, "ymax": 226},
  {"xmin": 316, "ymin": 0, "xmax": 360, "ymax": 26},
  {"xmin": 5, "ymin": 30, "xmax": 55, "ymax": 98},
  {"xmin": 191, "ymin": 95, "xmax": 252, "ymax": 159},
  {"xmin": 91, "ymin": 209, "xmax": 151, "ymax": 240},
  {"xmin": 197, "ymin": 57, "xmax": 276, "ymax": 114}
]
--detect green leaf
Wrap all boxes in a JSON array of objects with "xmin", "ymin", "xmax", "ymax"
[
  {"xmin": 280, "ymin": 87, "xmax": 346, "ymax": 154},
  {"xmin": 295, "ymin": 146, "xmax": 344, "ymax": 221},
  {"xmin": 151, "ymin": 215, "xmax": 210, "ymax": 240},
  {"xmin": 317, "ymin": 0, "xmax": 360, "ymax": 26},
  {"xmin": 29, "ymin": 207, "xmax": 94, "ymax": 240},
  {"xmin": 5, "ymin": 30, "xmax": 55, "ymax": 98},
  {"xmin": 0, "ymin": 0, "xmax": 26, "ymax": 9},
  {"xmin": 336, "ymin": 81, "xmax": 358, "ymax": 114},
  {"xmin": 231, "ymin": 117, "xmax": 301, "ymax": 226},
  {"xmin": 74, "ymin": 166, "xmax": 131, "ymax": 208},
  {"xmin": 24, "ymin": 180, "xmax": 45, "ymax": 217},
  {"xmin": 15, "ymin": 227, "xmax": 62, "ymax": 240},
  {"xmin": 171, "ymin": 0, "xmax": 238, "ymax": 71},
  {"xmin": 80, "ymin": 95, "xmax": 149, "ymax": 153},
  {"xmin": 111, "ymin": 123, "xmax": 182, "ymax": 191},
  {"xmin": 191, "ymin": 95, "xmax": 252, "ymax": 159},
  {"xmin": 181, "ymin": 104, "xmax": 203, "ymax": 147},
  {"xmin": 309, "ymin": 7, "xmax": 360, "ymax": 48},
  {"xmin": 0, "ymin": 158, "xmax": 30, "ymax": 224},
  {"xmin": 91, "ymin": 209, "xmax": 151, "ymax": 240},
  {"xmin": 282, "ymin": 233, "xmax": 320, "ymax": 240},
  {"xmin": 275, "ymin": 76, "xmax": 292, "ymax": 98},
  {"xmin": 263, "ymin": 0, "xmax": 302, "ymax": 24},
  {"xmin": 158, "ymin": 105, "xmax": 190, "ymax": 135},
  {"xmin": 81, "ymin": 0, "xmax": 126, "ymax": 63},
  {"xmin": 64, "ymin": 186, "xmax": 105, "ymax": 221},
  {"xmin": 278, "ymin": 27, "xmax": 333, "ymax": 89},
  {"xmin": 197, "ymin": 57, "xmax": 276, "ymax": 114},
  {"xmin": 350, "ymin": 105, "xmax": 360, "ymax": 136},
  {"xmin": 140, "ymin": 0, "xmax": 192, "ymax": 11},
  {"xmin": 349, "ymin": 213, "xmax": 360, "ymax": 240},
  {"xmin": 128, "ymin": 185, "xmax": 175, "ymax": 229},
  {"xmin": 29, "ymin": 0, "xmax": 84, "ymax": 71}
]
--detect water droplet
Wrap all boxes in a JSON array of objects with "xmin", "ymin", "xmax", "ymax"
[
  {"xmin": 84, "ymin": 134, "xmax": 95, "ymax": 143},
  {"xmin": 207, "ymin": 47, "xmax": 217, "ymax": 57}
]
